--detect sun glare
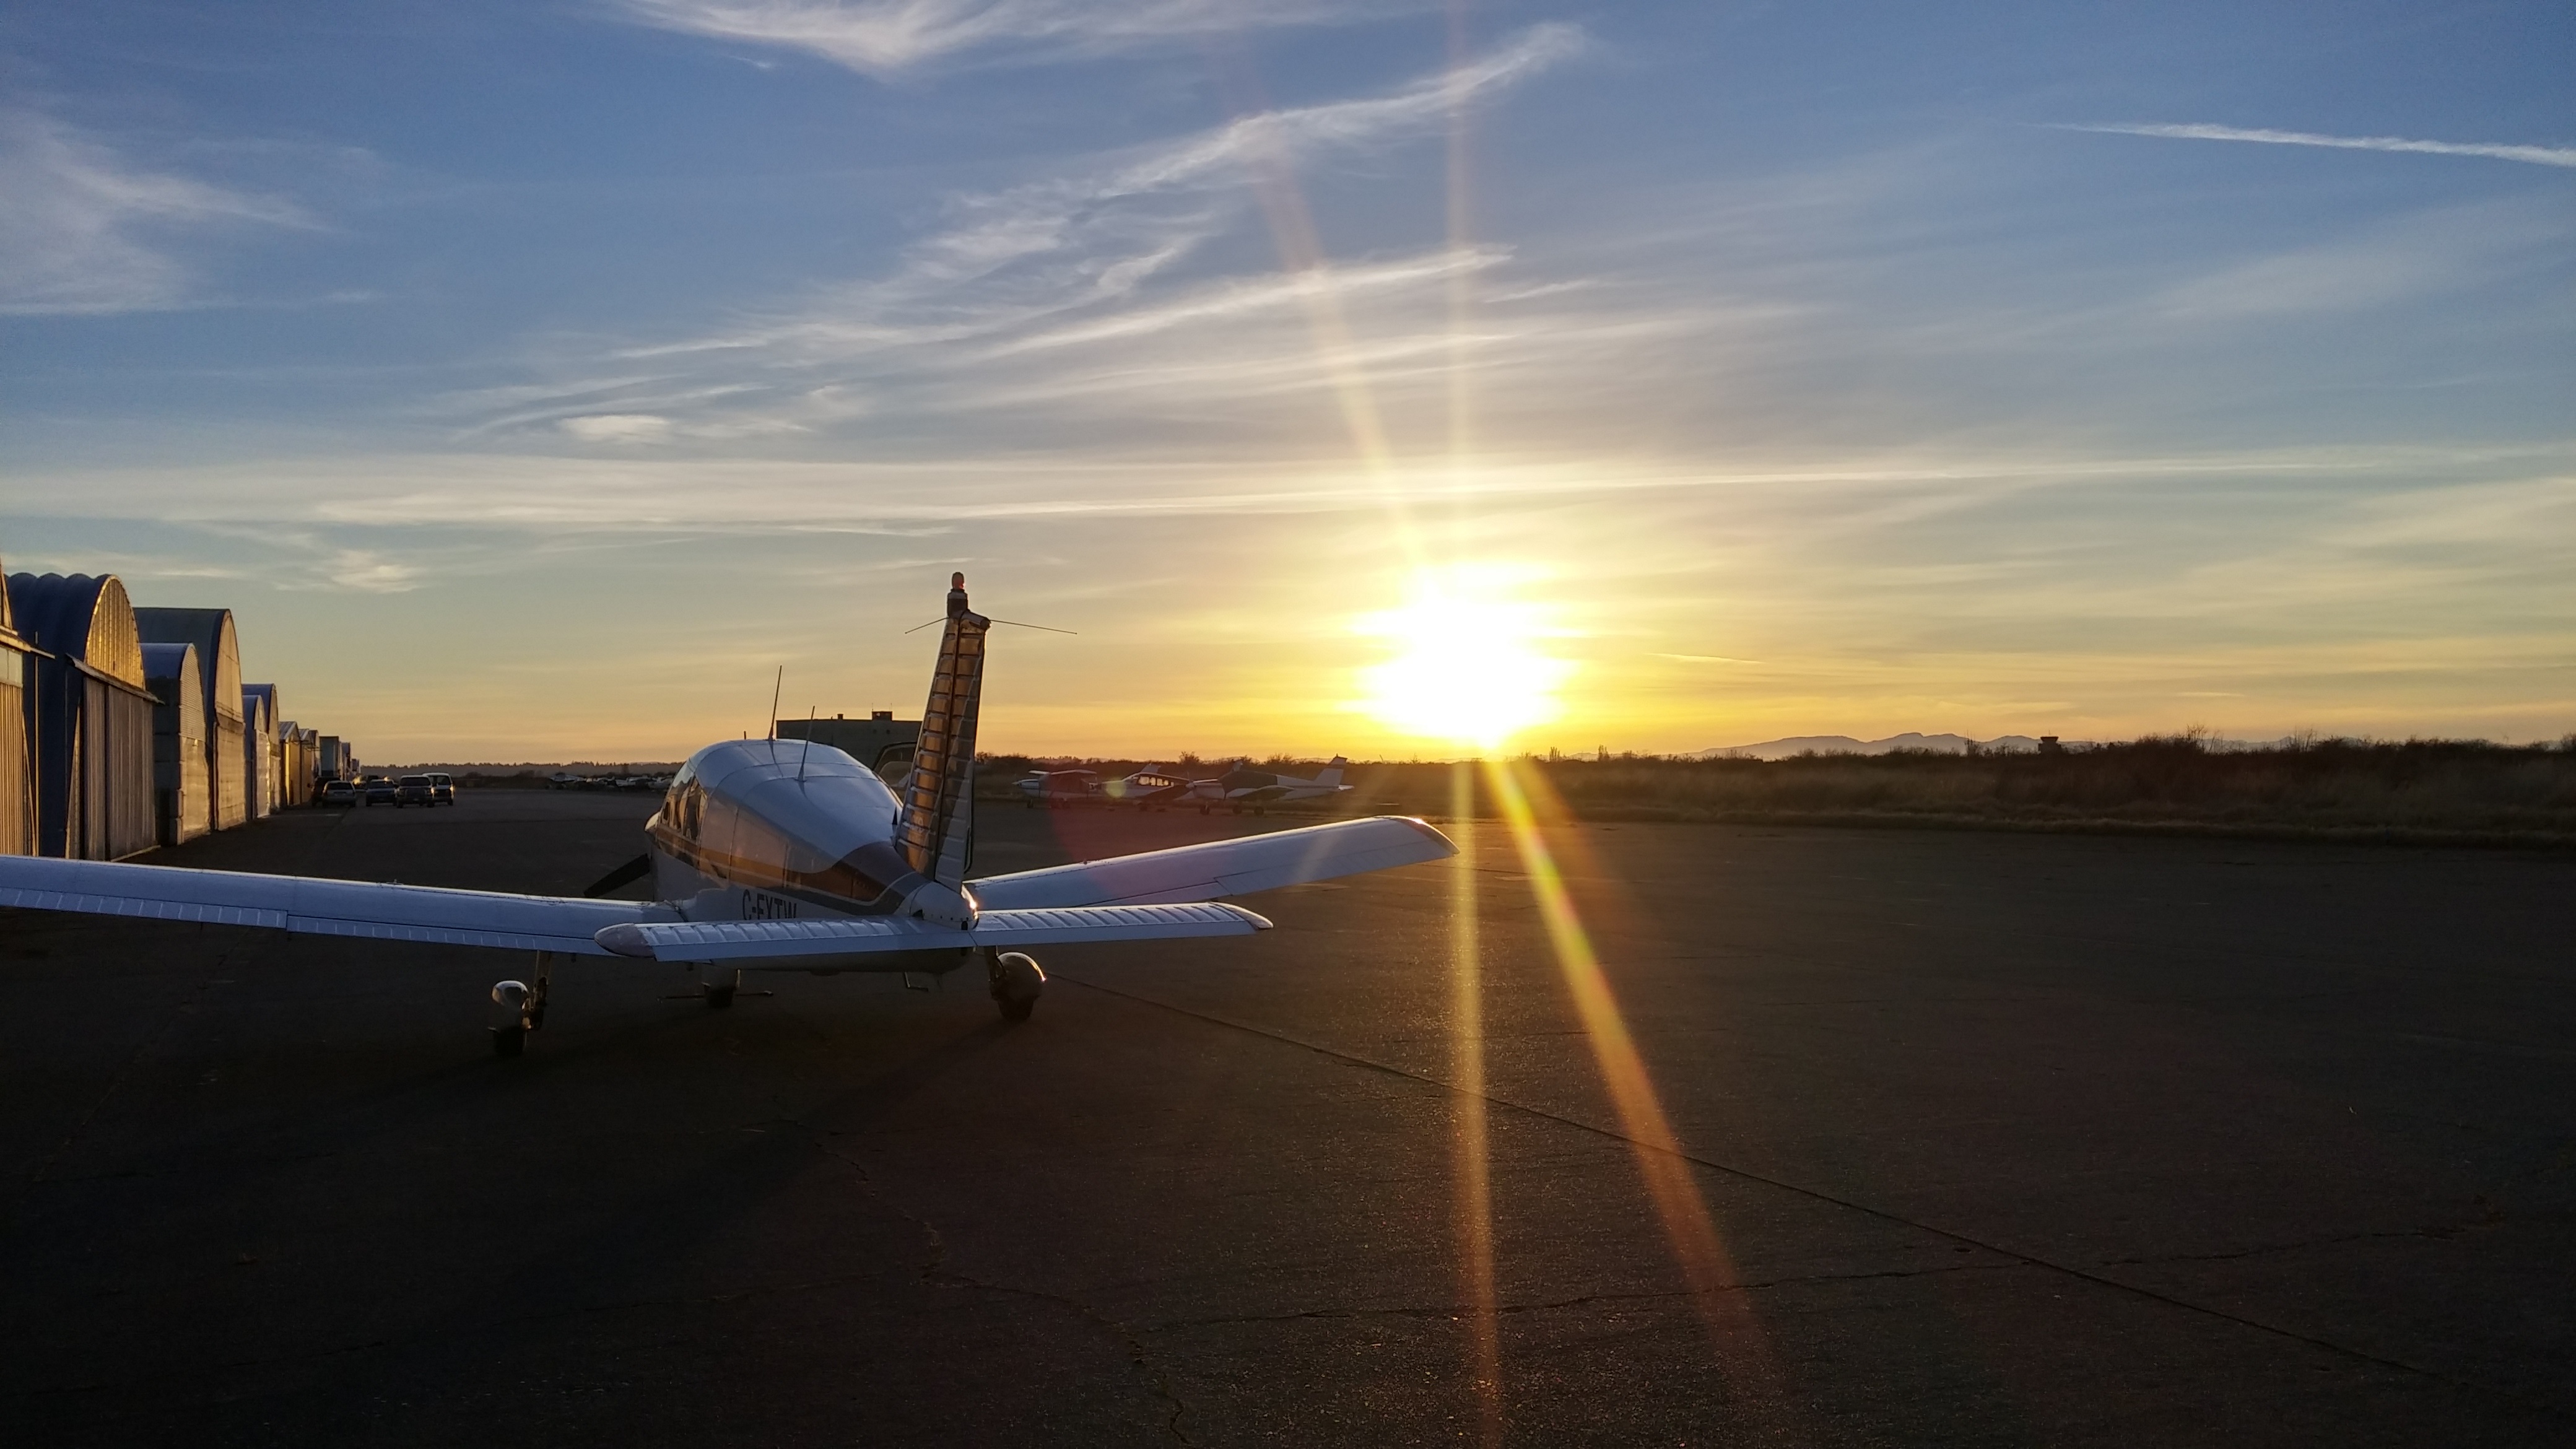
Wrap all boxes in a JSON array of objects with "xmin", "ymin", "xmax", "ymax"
[{"xmin": 1356, "ymin": 568, "xmax": 1572, "ymax": 749}]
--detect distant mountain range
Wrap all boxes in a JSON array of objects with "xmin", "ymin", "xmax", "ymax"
[{"xmin": 1696, "ymin": 732, "xmax": 2048, "ymax": 760}]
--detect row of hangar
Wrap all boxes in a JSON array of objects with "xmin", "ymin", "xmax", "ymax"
[{"xmin": 0, "ymin": 566, "xmax": 356, "ymax": 861}]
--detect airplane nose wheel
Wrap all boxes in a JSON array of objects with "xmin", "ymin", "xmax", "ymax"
[
  {"xmin": 705, "ymin": 968, "xmax": 741, "ymax": 1009},
  {"xmin": 988, "ymin": 951, "xmax": 1044, "ymax": 1023}
]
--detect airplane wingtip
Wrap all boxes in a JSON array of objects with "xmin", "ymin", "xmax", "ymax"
[
  {"xmin": 1393, "ymin": 816, "xmax": 1461, "ymax": 858},
  {"xmin": 594, "ymin": 923, "xmax": 657, "ymax": 958}
]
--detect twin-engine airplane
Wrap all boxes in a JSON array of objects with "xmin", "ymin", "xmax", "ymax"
[{"xmin": 0, "ymin": 576, "xmax": 1456, "ymax": 1055}]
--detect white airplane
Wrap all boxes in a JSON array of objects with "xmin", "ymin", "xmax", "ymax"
[
  {"xmin": 0, "ymin": 575, "xmax": 1454, "ymax": 1055},
  {"xmin": 1184, "ymin": 757, "xmax": 1353, "ymax": 815}
]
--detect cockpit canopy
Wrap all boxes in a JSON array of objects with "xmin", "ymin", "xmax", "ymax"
[{"xmin": 658, "ymin": 738, "xmax": 915, "ymax": 907}]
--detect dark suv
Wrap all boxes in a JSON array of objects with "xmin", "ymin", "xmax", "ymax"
[
  {"xmin": 362, "ymin": 776, "xmax": 399, "ymax": 807},
  {"xmin": 396, "ymin": 775, "xmax": 435, "ymax": 807}
]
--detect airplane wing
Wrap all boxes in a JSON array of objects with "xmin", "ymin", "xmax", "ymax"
[
  {"xmin": 0, "ymin": 855, "xmax": 659, "ymax": 957},
  {"xmin": 593, "ymin": 901, "xmax": 1268, "ymax": 964},
  {"xmin": 967, "ymin": 816, "xmax": 1455, "ymax": 910}
]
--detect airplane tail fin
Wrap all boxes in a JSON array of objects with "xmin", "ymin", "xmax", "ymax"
[
  {"xmin": 894, "ymin": 573, "xmax": 987, "ymax": 890},
  {"xmin": 1315, "ymin": 755, "xmax": 1347, "ymax": 788}
]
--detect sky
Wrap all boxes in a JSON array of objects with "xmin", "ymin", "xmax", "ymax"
[{"xmin": 3, "ymin": 1, "xmax": 2570, "ymax": 761}]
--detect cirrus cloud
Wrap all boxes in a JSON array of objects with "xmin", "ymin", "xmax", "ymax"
[
  {"xmin": 610, "ymin": 0, "xmax": 1401, "ymax": 76},
  {"xmin": 0, "ymin": 108, "xmax": 311, "ymax": 315}
]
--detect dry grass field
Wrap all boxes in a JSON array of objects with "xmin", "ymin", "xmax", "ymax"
[{"xmin": 990, "ymin": 736, "xmax": 2576, "ymax": 846}]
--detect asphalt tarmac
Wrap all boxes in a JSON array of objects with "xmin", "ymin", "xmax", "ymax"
[{"xmin": 3, "ymin": 790, "xmax": 2571, "ymax": 1446}]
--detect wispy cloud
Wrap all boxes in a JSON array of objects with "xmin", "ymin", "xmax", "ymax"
[
  {"xmin": 2153, "ymin": 196, "xmax": 2573, "ymax": 320},
  {"xmin": 0, "ymin": 109, "xmax": 313, "ymax": 316},
  {"xmin": 611, "ymin": 0, "xmax": 1395, "ymax": 75},
  {"xmin": 469, "ymin": 24, "xmax": 1588, "ymax": 443},
  {"xmin": 2059, "ymin": 122, "xmax": 2576, "ymax": 170},
  {"xmin": 14, "ymin": 441, "xmax": 2552, "ymax": 529},
  {"xmin": 556, "ymin": 414, "xmax": 678, "ymax": 443}
]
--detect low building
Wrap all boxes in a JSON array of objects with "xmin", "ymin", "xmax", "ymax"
[
  {"xmin": 10, "ymin": 573, "xmax": 157, "ymax": 860},
  {"xmin": 135, "ymin": 607, "xmax": 246, "ymax": 834},
  {"xmin": 318, "ymin": 734, "xmax": 352, "ymax": 781},
  {"xmin": 142, "ymin": 643, "xmax": 209, "ymax": 846},
  {"xmin": 0, "ymin": 568, "xmax": 35, "ymax": 856},
  {"xmin": 777, "ymin": 711, "xmax": 921, "ymax": 773},
  {"xmin": 277, "ymin": 724, "xmax": 317, "ymax": 806}
]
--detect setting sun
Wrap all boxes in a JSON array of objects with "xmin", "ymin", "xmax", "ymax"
[{"xmin": 1355, "ymin": 568, "xmax": 1575, "ymax": 750}]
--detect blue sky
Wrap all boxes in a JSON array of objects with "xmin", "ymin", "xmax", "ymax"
[{"xmin": 4, "ymin": 1, "xmax": 2570, "ymax": 759}]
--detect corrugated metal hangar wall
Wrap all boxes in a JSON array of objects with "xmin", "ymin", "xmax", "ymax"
[
  {"xmin": 142, "ymin": 643, "xmax": 209, "ymax": 847},
  {"xmin": 11, "ymin": 573, "xmax": 157, "ymax": 861},
  {"xmin": 135, "ymin": 607, "xmax": 245, "ymax": 836},
  {"xmin": 0, "ymin": 572, "xmax": 35, "ymax": 856}
]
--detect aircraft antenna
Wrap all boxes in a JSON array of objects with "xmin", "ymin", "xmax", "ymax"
[
  {"xmin": 765, "ymin": 666, "xmax": 783, "ymax": 742},
  {"xmin": 796, "ymin": 706, "xmax": 817, "ymax": 782}
]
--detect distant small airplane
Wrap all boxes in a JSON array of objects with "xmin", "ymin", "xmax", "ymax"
[
  {"xmin": 0, "ymin": 575, "xmax": 1453, "ymax": 1055},
  {"xmin": 1017, "ymin": 766, "xmax": 1097, "ymax": 807},
  {"xmin": 1017, "ymin": 763, "xmax": 1193, "ymax": 810},
  {"xmin": 1184, "ymin": 757, "xmax": 1352, "ymax": 815}
]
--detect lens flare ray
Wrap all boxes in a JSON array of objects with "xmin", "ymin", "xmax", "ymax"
[
  {"xmin": 1445, "ymin": 764, "xmax": 1502, "ymax": 1443},
  {"xmin": 1483, "ymin": 757, "xmax": 1799, "ymax": 1416}
]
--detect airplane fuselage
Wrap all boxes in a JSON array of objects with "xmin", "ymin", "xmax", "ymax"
[{"xmin": 642, "ymin": 737, "xmax": 975, "ymax": 973}]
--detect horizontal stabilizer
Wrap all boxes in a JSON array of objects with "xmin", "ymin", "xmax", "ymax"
[
  {"xmin": 593, "ymin": 901, "xmax": 1269, "ymax": 963},
  {"xmin": 967, "ymin": 816, "xmax": 1455, "ymax": 911},
  {"xmin": 0, "ymin": 855, "xmax": 659, "ymax": 957}
]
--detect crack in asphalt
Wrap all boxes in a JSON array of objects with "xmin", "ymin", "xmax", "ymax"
[
  {"xmin": 2100, "ymin": 1214, "xmax": 2513, "ymax": 1267},
  {"xmin": 1151, "ymin": 1259, "xmax": 2025, "ymax": 1331},
  {"xmin": 1052, "ymin": 972, "xmax": 2571, "ymax": 1421},
  {"xmin": 798, "ymin": 1129, "xmax": 1196, "ymax": 1445}
]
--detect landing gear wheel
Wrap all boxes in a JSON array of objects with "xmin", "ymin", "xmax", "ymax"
[
  {"xmin": 489, "ymin": 976, "xmax": 538, "ymax": 1058},
  {"xmin": 987, "ymin": 950, "xmax": 1045, "ymax": 1024}
]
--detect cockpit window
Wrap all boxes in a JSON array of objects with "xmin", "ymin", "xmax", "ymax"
[{"xmin": 652, "ymin": 781, "xmax": 897, "ymax": 906}]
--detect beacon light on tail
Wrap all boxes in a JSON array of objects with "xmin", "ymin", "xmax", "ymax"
[{"xmin": 0, "ymin": 575, "xmax": 1458, "ymax": 1055}]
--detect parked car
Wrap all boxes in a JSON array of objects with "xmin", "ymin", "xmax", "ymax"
[
  {"xmin": 321, "ymin": 780, "xmax": 358, "ymax": 807},
  {"xmin": 363, "ymin": 777, "xmax": 399, "ymax": 806},
  {"xmin": 396, "ymin": 775, "xmax": 435, "ymax": 807},
  {"xmin": 426, "ymin": 772, "xmax": 456, "ymax": 806}
]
